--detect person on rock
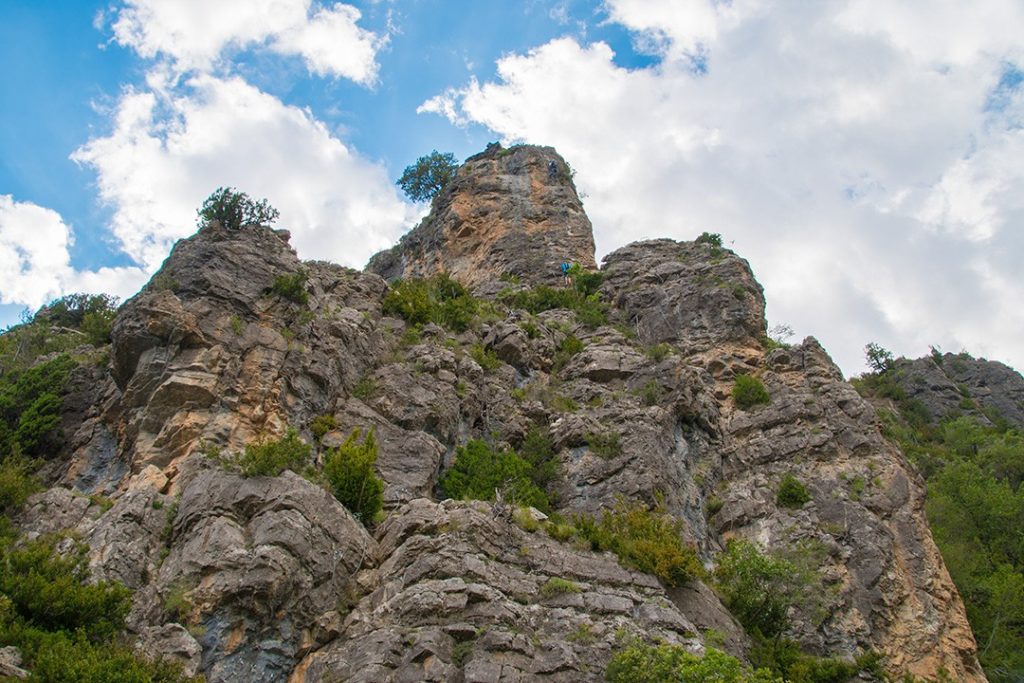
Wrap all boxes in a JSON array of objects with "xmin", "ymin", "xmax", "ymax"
[{"xmin": 561, "ymin": 261, "xmax": 572, "ymax": 285}]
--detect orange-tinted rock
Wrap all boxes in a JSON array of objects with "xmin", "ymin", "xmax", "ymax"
[{"xmin": 368, "ymin": 143, "xmax": 596, "ymax": 289}]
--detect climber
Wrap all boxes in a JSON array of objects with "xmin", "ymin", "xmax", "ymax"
[
  {"xmin": 560, "ymin": 261, "xmax": 572, "ymax": 285},
  {"xmin": 548, "ymin": 160, "xmax": 558, "ymax": 179}
]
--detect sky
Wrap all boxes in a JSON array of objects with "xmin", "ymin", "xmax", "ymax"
[{"xmin": 1, "ymin": 0, "xmax": 1022, "ymax": 378}]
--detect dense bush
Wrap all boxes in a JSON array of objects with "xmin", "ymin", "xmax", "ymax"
[
  {"xmin": 396, "ymin": 151, "xmax": 459, "ymax": 202},
  {"xmin": 607, "ymin": 642, "xmax": 781, "ymax": 683},
  {"xmin": 552, "ymin": 334, "xmax": 584, "ymax": 371},
  {"xmin": 323, "ymin": 429, "xmax": 384, "ymax": 525},
  {"xmin": 517, "ymin": 426, "xmax": 560, "ymax": 498},
  {"xmin": 33, "ymin": 293, "xmax": 119, "ymax": 346},
  {"xmin": 713, "ymin": 539, "xmax": 799, "ymax": 639},
  {"xmin": 695, "ymin": 232, "xmax": 724, "ymax": 248},
  {"xmin": 0, "ymin": 353, "xmax": 75, "ymax": 458},
  {"xmin": 198, "ymin": 187, "xmax": 279, "ymax": 230},
  {"xmin": 440, "ymin": 439, "xmax": 550, "ymax": 512},
  {"xmin": 733, "ymin": 374, "xmax": 770, "ymax": 410},
  {"xmin": 382, "ymin": 274, "xmax": 478, "ymax": 332},
  {"xmin": 0, "ymin": 536, "xmax": 130, "ymax": 641},
  {"xmin": 271, "ymin": 270, "xmax": 309, "ymax": 305},
  {"xmin": 574, "ymin": 498, "xmax": 702, "ymax": 586},
  {"xmin": 749, "ymin": 637, "xmax": 882, "ymax": 683},
  {"xmin": 238, "ymin": 428, "xmax": 311, "ymax": 477},
  {"xmin": 0, "ymin": 455, "xmax": 39, "ymax": 516},
  {"xmin": 310, "ymin": 414, "xmax": 338, "ymax": 442},
  {"xmin": 776, "ymin": 474, "xmax": 811, "ymax": 509},
  {"xmin": 499, "ymin": 283, "xmax": 607, "ymax": 329},
  {"xmin": 585, "ymin": 431, "xmax": 622, "ymax": 458}
]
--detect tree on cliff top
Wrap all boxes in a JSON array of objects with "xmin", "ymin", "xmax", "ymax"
[
  {"xmin": 198, "ymin": 187, "xmax": 279, "ymax": 230},
  {"xmin": 397, "ymin": 151, "xmax": 459, "ymax": 202}
]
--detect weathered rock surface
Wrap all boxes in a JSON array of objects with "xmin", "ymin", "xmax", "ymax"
[
  {"xmin": 368, "ymin": 143, "xmax": 596, "ymax": 290},
  {"xmin": 892, "ymin": 352, "xmax": 1024, "ymax": 429},
  {"xmin": 18, "ymin": 145, "xmax": 988, "ymax": 682}
]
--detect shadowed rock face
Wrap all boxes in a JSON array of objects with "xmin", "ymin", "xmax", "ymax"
[
  {"xmin": 19, "ymin": 144, "xmax": 989, "ymax": 682},
  {"xmin": 368, "ymin": 143, "xmax": 596, "ymax": 290}
]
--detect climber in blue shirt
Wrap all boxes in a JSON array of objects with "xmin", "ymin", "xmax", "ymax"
[{"xmin": 560, "ymin": 261, "xmax": 572, "ymax": 285}]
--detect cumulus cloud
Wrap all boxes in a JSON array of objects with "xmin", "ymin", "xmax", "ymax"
[
  {"xmin": 110, "ymin": 0, "xmax": 386, "ymax": 83},
  {"xmin": 72, "ymin": 73, "xmax": 418, "ymax": 274},
  {"xmin": 0, "ymin": 195, "xmax": 147, "ymax": 310},
  {"xmin": 422, "ymin": 0, "xmax": 1024, "ymax": 374}
]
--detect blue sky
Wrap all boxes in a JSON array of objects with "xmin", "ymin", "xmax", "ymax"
[{"xmin": 2, "ymin": 0, "xmax": 1023, "ymax": 376}]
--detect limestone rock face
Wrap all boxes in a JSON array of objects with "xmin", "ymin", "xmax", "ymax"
[
  {"xmin": 19, "ymin": 144, "xmax": 988, "ymax": 682},
  {"xmin": 892, "ymin": 352, "xmax": 1024, "ymax": 429},
  {"xmin": 368, "ymin": 144, "xmax": 596, "ymax": 290},
  {"xmin": 601, "ymin": 238, "xmax": 766, "ymax": 352}
]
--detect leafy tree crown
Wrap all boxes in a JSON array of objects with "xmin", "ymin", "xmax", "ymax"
[
  {"xmin": 397, "ymin": 151, "xmax": 459, "ymax": 202},
  {"xmin": 198, "ymin": 187, "xmax": 280, "ymax": 230}
]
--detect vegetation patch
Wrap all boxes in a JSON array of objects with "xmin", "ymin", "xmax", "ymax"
[
  {"xmin": 382, "ymin": 274, "xmax": 478, "ymax": 332},
  {"xmin": 440, "ymin": 439, "xmax": 550, "ymax": 512},
  {"xmin": 607, "ymin": 642, "xmax": 780, "ymax": 683},
  {"xmin": 585, "ymin": 430, "xmax": 622, "ymax": 459},
  {"xmin": 271, "ymin": 270, "xmax": 309, "ymax": 305},
  {"xmin": 573, "ymin": 498, "xmax": 702, "ymax": 586},
  {"xmin": 198, "ymin": 186, "xmax": 279, "ymax": 230},
  {"xmin": 776, "ymin": 474, "xmax": 811, "ymax": 509},
  {"xmin": 498, "ymin": 274, "xmax": 607, "ymax": 329},
  {"xmin": 539, "ymin": 577, "xmax": 581, "ymax": 597},
  {"xmin": 322, "ymin": 429, "xmax": 384, "ymax": 525},
  {"xmin": 732, "ymin": 374, "xmax": 770, "ymax": 410},
  {"xmin": 551, "ymin": 334, "xmax": 584, "ymax": 372},
  {"xmin": 310, "ymin": 414, "xmax": 338, "ymax": 442},
  {"xmin": 0, "ymin": 353, "xmax": 76, "ymax": 458},
  {"xmin": 236, "ymin": 428, "xmax": 312, "ymax": 477}
]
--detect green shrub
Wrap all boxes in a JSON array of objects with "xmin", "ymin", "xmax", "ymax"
[
  {"xmin": 518, "ymin": 426, "xmax": 560, "ymax": 496},
  {"xmin": 540, "ymin": 577, "xmax": 580, "ymax": 597},
  {"xmin": 706, "ymin": 496, "xmax": 724, "ymax": 517},
  {"xmin": 198, "ymin": 187, "xmax": 279, "ymax": 230},
  {"xmin": 776, "ymin": 474, "xmax": 811, "ymax": 509},
  {"xmin": 351, "ymin": 376, "xmax": 377, "ymax": 400},
  {"xmin": 310, "ymin": 414, "xmax": 337, "ymax": 441},
  {"xmin": 713, "ymin": 539, "xmax": 799, "ymax": 639},
  {"xmin": 586, "ymin": 431, "xmax": 622, "ymax": 458},
  {"xmin": 0, "ymin": 536, "xmax": 131, "ymax": 641},
  {"xmin": 607, "ymin": 642, "xmax": 781, "ymax": 683},
  {"xmin": 645, "ymin": 343, "xmax": 673, "ymax": 362},
  {"xmin": 499, "ymin": 284, "xmax": 607, "ymax": 329},
  {"xmin": 440, "ymin": 439, "xmax": 550, "ymax": 512},
  {"xmin": 732, "ymin": 374, "xmax": 770, "ymax": 410},
  {"xmin": 552, "ymin": 334, "xmax": 584, "ymax": 371},
  {"xmin": 0, "ymin": 353, "xmax": 76, "ymax": 457},
  {"xmin": 469, "ymin": 343, "xmax": 502, "ymax": 372},
  {"xmin": 0, "ymin": 455, "xmax": 39, "ymax": 515},
  {"xmin": 382, "ymin": 274, "xmax": 478, "ymax": 332},
  {"xmin": 238, "ymin": 428, "xmax": 311, "ymax": 477},
  {"xmin": 25, "ymin": 631, "xmax": 198, "ymax": 683},
  {"xmin": 574, "ymin": 498, "xmax": 702, "ymax": 586},
  {"xmin": 635, "ymin": 380, "xmax": 664, "ymax": 407},
  {"xmin": 271, "ymin": 270, "xmax": 309, "ymax": 305},
  {"xmin": 695, "ymin": 232, "xmax": 724, "ymax": 248},
  {"xmin": 750, "ymin": 637, "xmax": 882, "ymax": 683},
  {"xmin": 323, "ymin": 429, "xmax": 384, "ymax": 525}
]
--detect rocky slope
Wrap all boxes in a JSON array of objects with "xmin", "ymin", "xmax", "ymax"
[{"xmin": 17, "ymin": 145, "xmax": 986, "ymax": 681}]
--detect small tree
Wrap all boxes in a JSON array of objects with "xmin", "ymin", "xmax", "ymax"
[
  {"xmin": 397, "ymin": 151, "xmax": 459, "ymax": 202},
  {"xmin": 864, "ymin": 342, "xmax": 894, "ymax": 374},
  {"xmin": 323, "ymin": 429, "xmax": 384, "ymax": 525},
  {"xmin": 198, "ymin": 187, "xmax": 280, "ymax": 230}
]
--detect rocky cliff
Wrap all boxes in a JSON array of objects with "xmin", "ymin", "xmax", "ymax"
[
  {"xmin": 12, "ymin": 145, "xmax": 986, "ymax": 681},
  {"xmin": 368, "ymin": 144, "xmax": 596, "ymax": 291}
]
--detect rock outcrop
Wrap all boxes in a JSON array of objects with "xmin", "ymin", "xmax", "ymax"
[
  {"xmin": 19, "ymin": 144, "xmax": 989, "ymax": 682},
  {"xmin": 891, "ymin": 352, "xmax": 1024, "ymax": 429},
  {"xmin": 368, "ymin": 143, "xmax": 596, "ymax": 290}
]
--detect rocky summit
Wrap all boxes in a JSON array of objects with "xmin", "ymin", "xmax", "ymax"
[{"xmin": 5, "ymin": 144, "xmax": 993, "ymax": 682}]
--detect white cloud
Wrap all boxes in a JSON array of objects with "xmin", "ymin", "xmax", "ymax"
[
  {"xmin": 0, "ymin": 195, "xmax": 147, "ymax": 310},
  {"xmin": 423, "ymin": 1, "xmax": 1024, "ymax": 374},
  {"xmin": 110, "ymin": 0, "xmax": 385, "ymax": 83},
  {"xmin": 72, "ymin": 74, "xmax": 418, "ymax": 274}
]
